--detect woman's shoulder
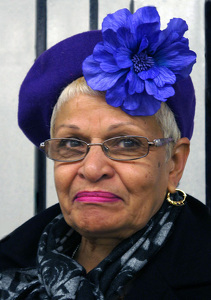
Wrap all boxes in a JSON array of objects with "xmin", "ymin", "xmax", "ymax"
[
  {"xmin": 181, "ymin": 194, "xmax": 211, "ymax": 238},
  {"xmin": 0, "ymin": 203, "xmax": 61, "ymax": 270},
  {"xmin": 157, "ymin": 194, "xmax": 211, "ymax": 280},
  {"xmin": 186, "ymin": 193, "xmax": 211, "ymax": 218},
  {"xmin": 124, "ymin": 195, "xmax": 211, "ymax": 299}
]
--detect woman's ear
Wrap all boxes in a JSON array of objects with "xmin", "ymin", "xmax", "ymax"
[{"xmin": 167, "ymin": 137, "xmax": 190, "ymax": 193}]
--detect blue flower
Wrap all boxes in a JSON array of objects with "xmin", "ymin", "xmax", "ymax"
[{"xmin": 83, "ymin": 6, "xmax": 196, "ymax": 116}]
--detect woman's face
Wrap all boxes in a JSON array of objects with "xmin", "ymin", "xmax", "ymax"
[{"xmin": 53, "ymin": 94, "xmax": 173, "ymax": 240}]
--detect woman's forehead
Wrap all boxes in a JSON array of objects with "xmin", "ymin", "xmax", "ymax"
[{"xmin": 54, "ymin": 94, "xmax": 162, "ymax": 137}]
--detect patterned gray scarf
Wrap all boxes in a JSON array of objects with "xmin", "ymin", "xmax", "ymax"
[{"xmin": 0, "ymin": 198, "xmax": 183, "ymax": 300}]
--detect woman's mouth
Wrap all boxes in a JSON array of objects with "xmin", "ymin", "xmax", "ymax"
[{"xmin": 74, "ymin": 191, "xmax": 122, "ymax": 203}]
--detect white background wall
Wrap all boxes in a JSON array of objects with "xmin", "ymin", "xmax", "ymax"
[{"xmin": 0, "ymin": 0, "xmax": 206, "ymax": 238}]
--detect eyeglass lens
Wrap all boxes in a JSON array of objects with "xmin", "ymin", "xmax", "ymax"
[
  {"xmin": 46, "ymin": 138, "xmax": 87, "ymax": 161},
  {"xmin": 104, "ymin": 136, "xmax": 149, "ymax": 160},
  {"xmin": 44, "ymin": 136, "xmax": 150, "ymax": 162}
]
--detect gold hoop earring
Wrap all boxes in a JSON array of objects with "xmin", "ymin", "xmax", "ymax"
[{"xmin": 166, "ymin": 189, "xmax": 187, "ymax": 206}]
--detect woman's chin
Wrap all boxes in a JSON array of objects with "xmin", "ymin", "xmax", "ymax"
[{"xmin": 62, "ymin": 204, "xmax": 132, "ymax": 239}]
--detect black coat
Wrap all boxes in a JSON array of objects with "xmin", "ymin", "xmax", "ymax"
[{"xmin": 1, "ymin": 195, "xmax": 211, "ymax": 299}]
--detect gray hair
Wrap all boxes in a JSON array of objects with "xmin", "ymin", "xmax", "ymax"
[{"xmin": 50, "ymin": 77, "xmax": 181, "ymax": 160}]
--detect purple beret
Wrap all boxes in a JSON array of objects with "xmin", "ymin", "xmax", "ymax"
[
  {"xmin": 166, "ymin": 77, "xmax": 195, "ymax": 140},
  {"xmin": 18, "ymin": 30, "xmax": 103, "ymax": 147},
  {"xmin": 18, "ymin": 30, "xmax": 195, "ymax": 148}
]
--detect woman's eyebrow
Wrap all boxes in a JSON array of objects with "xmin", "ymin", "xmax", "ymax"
[
  {"xmin": 57, "ymin": 124, "xmax": 80, "ymax": 130},
  {"xmin": 56, "ymin": 122, "xmax": 139, "ymax": 133},
  {"xmin": 107, "ymin": 122, "xmax": 138, "ymax": 131}
]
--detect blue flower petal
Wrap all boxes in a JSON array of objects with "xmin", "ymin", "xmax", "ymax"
[
  {"xmin": 126, "ymin": 69, "xmax": 145, "ymax": 94},
  {"xmin": 139, "ymin": 66, "xmax": 159, "ymax": 80},
  {"xmin": 122, "ymin": 92, "xmax": 161, "ymax": 116},
  {"xmin": 115, "ymin": 47, "xmax": 133, "ymax": 68},
  {"xmin": 150, "ymin": 18, "xmax": 188, "ymax": 54},
  {"xmin": 122, "ymin": 93, "xmax": 141, "ymax": 110},
  {"xmin": 135, "ymin": 25, "xmax": 160, "ymax": 52},
  {"xmin": 106, "ymin": 77, "xmax": 127, "ymax": 107},
  {"xmin": 166, "ymin": 51, "xmax": 196, "ymax": 72},
  {"xmin": 117, "ymin": 27, "xmax": 138, "ymax": 51},
  {"xmin": 82, "ymin": 6, "xmax": 196, "ymax": 117},
  {"xmin": 167, "ymin": 18, "xmax": 188, "ymax": 39},
  {"xmin": 145, "ymin": 80, "xmax": 175, "ymax": 101},
  {"xmin": 175, "ymin": 62, "xmax": 195, "ymax": 79},
  {"xmin": 102, "ymin": 29, "xmax": 121, "ymax": 54},
  {"xmin": 90, "ymin": 43, "xmax": 120, "ymax": 73},
  {"xmin": 132, "ymin": 6, "xmax": 160, "ymax": 29},
  {"xmin": 138, "ymin": 35, "xmax": 149, "ymax": 53},
  {"xmin": 92, "ymin": 43, "xmax": 121, "ymax": 72},
  {"xmin": 153, "ymin": 67, "xmax": 176, "ymax": 87},
  {"xmin": 102, "ymin": 8, "xmax": 131, "ymax": 32},
  {"xmin": 100, "ymin": 60, "xmax": 121, "ymax": 73},
  {"xmin": 92, "ymin": 42, "xmax": 107, "ymax": 61},
  {"xmin": 83, "ymin": 55, "xmax": 126, "ymax": 90},
  {"xmin": 155, "ymin": 43, "xmax": 196, "ymax": 77},
  {"xmin": 180, "ymin": 37, "xmax": 189, "ymax": 47},
  {"xmin": 106, "ymin": 90, "xmax": 124, "ymax": 107},
  {"xmin": 93, "ymin": 43, "xmax": 116, "ymax": 61}
]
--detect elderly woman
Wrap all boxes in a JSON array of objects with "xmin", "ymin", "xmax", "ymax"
[{"xmin": 0, "ymin": 6, "xmax": 211, "ymax": 300}]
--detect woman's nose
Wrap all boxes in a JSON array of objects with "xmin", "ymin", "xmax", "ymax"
[{"xmin": 77, "ymin": 145, "xmax": 115, "ymax": 182}]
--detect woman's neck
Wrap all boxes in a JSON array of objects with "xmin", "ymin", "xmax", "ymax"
[{"xmin": 75, "ymin": 237, "xmax": 122, "ymax": 273}]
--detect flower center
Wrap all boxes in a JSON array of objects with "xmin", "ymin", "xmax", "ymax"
[{"xmin": 132, "ymin": 52, "xmax": 154, "ymax": 73}]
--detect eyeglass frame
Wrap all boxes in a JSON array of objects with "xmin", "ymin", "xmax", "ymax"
[{"xmin": 40, "ymin": 136, "xmax": 174, "ymax": 163}]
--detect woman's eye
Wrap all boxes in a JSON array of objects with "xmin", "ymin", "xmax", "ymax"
[
  {"xmin": 116, "ymin": 138, "xmax": 142, "ymax": 148},
  {"xmin": 59, "ymin": 139, "xmax": 83, "ymax": 148}
]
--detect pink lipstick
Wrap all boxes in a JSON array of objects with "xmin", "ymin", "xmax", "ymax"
[{"xmin": 74, "ymin": 191, "xmax": 122, "ymax": 203}]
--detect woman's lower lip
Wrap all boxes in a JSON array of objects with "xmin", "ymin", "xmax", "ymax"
[{"xmin": 74, "ymin": 191, "xmax": 122, "ymax": 203}]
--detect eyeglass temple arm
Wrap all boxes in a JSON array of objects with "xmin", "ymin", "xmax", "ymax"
[{"xmin": 149, "ymin": 137, "xmax": 174, "ymax": 147}]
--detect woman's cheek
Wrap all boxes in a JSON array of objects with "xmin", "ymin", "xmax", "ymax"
[{"xmin": 54, "ymin": 163, "xmax": 76, "ymax": 190}]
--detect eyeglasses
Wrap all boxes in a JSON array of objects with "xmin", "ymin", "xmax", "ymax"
[{"xmin": 40, "ymin": 136, "xmax": 174, "ymax": 162}]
